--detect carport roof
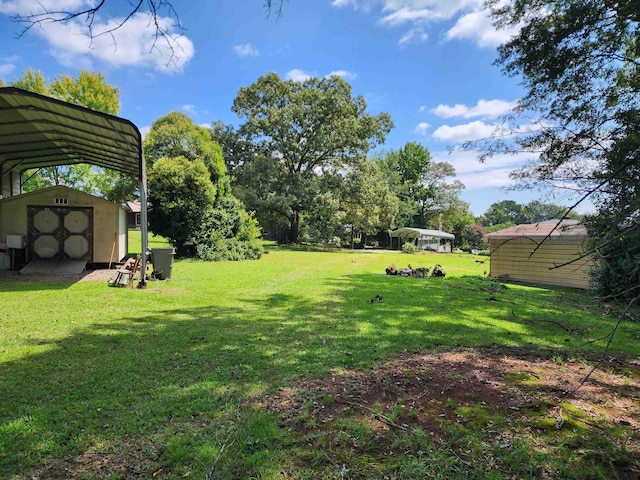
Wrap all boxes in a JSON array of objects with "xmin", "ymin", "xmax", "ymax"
[
  {"xmin": 390, "ymin": 227, "xmax": 455, "ymax": 240},
  {"xmin": 0, "ymin": 87, "xmax": 143, "ymax": 179}
]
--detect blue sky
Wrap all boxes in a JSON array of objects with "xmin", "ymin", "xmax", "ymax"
[{"xmin": 0, "ymin": 0, "xmax": 584, "ymax": 216}]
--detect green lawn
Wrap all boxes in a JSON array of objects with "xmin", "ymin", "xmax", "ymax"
[
  {"xmin": 127, "ymin": 229, "xmax": 171, "ymax": 255},
  {"xmin": 1, "ymin": 246, "xmax": 638, "ymax": 479}
]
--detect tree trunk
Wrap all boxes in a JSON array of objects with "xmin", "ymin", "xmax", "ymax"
[{"xmin": 290, "ymin": 210, "xmax": 300, "ymax": 244}]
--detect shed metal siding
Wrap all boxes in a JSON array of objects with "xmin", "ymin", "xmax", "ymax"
[{"xmin": 489, "ymin": 236, "xmax": 594, "ymax": 289}]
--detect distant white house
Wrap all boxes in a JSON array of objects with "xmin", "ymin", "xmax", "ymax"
[{"xmin": 390, "ymin": 227, "xmax": 455, "ymax": 252}]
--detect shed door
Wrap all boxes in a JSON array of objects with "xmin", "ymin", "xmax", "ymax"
[{"xmin": 27, "ymin": 206, "xmax": 93, "ymax": 261}]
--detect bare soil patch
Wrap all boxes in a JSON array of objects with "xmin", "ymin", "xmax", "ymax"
[
  {"xmin": 0, "ymin": 268, "xmax": 123, "ymax": 283},
  {"xmin": 262, "ymin": 348, "xmax": 640, "ymax": 473},
  {"xmin": 24, "ymin": 348, "xmax": 639, "ymax": 479}
]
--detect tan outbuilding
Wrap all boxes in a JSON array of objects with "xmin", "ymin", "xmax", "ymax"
[
  {"xmin": 0, "ymin": 87, "xmax": 149, "ymax": 281},
  {"xmin": 487, "ymin": 219, "xmax": 594, "ymax": 289},
  {"xmin": 0, "ymin": 185, "xmax": 127, "ymax": 268}
]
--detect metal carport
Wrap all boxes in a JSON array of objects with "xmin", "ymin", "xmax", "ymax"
[
  {"xmin": 0, "ymin": 87, "xmax": 149, "ymax": 285},
  {"xmin": 390, "ymin": 227, "xmax": 455, "ymax": 252}
]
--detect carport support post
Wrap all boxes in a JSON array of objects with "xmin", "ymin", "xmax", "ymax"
[{"xmin": 139, "ymin": 153, "xmax": 149, "ymax": 288}]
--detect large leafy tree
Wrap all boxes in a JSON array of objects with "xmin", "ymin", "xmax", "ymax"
[
  {"xmin": 479, "ymin": 200, "xmax": 522, "ymax": 227},
  {"xmin": 342, "ymin": 159, "xmax": 399, "ymax": 248},
  {"xmin": 3, "ymin": 68, "xmax": 135, "ymax": 201},
  {"xmin": 148, "ymin": 156, "xmax": 217, "ymax": 253},
  {"xmin": 232, "ymin": 73, "xmax": 393, "ymax": 243},
  {"xmin": 379, "ymin": 142, "xmax": 465, "ymax": 229},
  {"xmin": 145, "ymin": 112, "xmax": 230, "ymax": 195},
  {"xmin": 485, "ymin": 0, "xmax": 640, "ymax": 300},
  {"xmin": 145, "ymin": 112, "xmax": 261, "ymax": 259}
]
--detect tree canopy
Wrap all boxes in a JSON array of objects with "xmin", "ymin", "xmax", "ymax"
[
  {"xmin": 379, "ymin": 142, "xmax": 466, "ymax": 231},
  {"xmin": 145, "ymin": 112, "xmax": 261, "ymax": 259},
  {"xmin": 145, "ymin": 112, "xmax": 230, "ymax": 195},
  {"xmin": 231, "ymin": 73, "xmax": 393, "ymax": 243}
]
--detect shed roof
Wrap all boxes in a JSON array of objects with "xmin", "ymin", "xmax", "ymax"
[
  {"xmin": 390, "ymin": 227, "xmax": 455, "ymax": 240},
  {"xmin": 487, "ymin": 219, "xmax": 587, "ymax": 240},
  {"xmin": 0, "ymin": 185, "xmax": 126, "ymax": 210},
  {"xmin": 0, "ymin": 87, "xmax": 142, "ymax": 179},
  {"xmin": 124, "ymin": 200, "xmax": 141, "ymax": 213}
]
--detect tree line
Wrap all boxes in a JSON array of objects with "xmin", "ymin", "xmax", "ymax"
[{"xmin": 3, "ymin": 68, "xmax": 580, "ymax": 258}]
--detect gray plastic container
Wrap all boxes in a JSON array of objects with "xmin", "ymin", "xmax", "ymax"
[{"xmin": 151, "ymin": 248, "xmax": 175, "ymax": 280}]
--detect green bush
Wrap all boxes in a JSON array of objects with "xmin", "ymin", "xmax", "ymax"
[
  {"xmin": 402, "ymin": 242, "xmax": 417, "ymax": 254},
  {"xmin": 196, "ymin": 236, "xmax": 263, "ymax": 262}
]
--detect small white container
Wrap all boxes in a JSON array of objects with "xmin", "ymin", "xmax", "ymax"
[{"xmin": 7, "ymin": 235, "xmax": 26, "ymax": 249}]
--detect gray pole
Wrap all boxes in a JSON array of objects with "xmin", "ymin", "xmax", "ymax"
[{"xmin": 139, "ymin": 151, "xmax": 148, "ymax": 288}]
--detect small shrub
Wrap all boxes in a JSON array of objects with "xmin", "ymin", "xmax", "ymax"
[
  {"xmin": 331, "ymin": 236, "xmax": 342, "ymax": 248},
  {"xmin": 196, "ymin": 237, "xmax": 263, "ymax": 261},
  {"xmin": 402, "ymin": 242, "xmax": 417, "ymax": 254},
  {"xmin": 476, "ymin": 249, "xmax": 490, "ymax": 256}
]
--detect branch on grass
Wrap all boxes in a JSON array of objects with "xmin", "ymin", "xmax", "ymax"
[
  {"xmin": 335, "ymin": 398, "xmax": 407, "ymax": 431},
  {"xmin": 535, "ymin": 318, "xmax": 589, "ymax": 335}
]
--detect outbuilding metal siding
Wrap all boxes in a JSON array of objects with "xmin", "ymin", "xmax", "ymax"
[{"xmin": 488, "ymin": 220, "xmax": 594, "ymax": 289}]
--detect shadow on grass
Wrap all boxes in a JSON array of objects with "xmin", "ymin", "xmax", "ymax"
[{"xmin": 0, "ymin": 273, "xmax": 637, "ymax": 478}]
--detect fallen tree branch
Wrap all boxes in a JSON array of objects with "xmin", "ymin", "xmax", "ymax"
[{"xmin": 335, "ymin": 398, "xmax": 407, "ymax": 431}]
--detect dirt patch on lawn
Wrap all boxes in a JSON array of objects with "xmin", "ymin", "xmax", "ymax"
[
  {"xmin": 25, "ymin": 348, "xmax": 640, "ymax": 479},
  {"xmin": 262, "ymin": 347, "xmax": 640, "ymax": 473},
  {"xmin": 0, "ymin": 267, "xmax": 117, "ymax": 283}
]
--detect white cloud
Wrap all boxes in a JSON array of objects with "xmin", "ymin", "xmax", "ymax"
[
  {"xmin": 432, "ymin": 99, "xmax": 517, "ymax": 119},
  {"xmin": 325, "ymin": 70, "xmax": 357, "ymax": 80},
  {"xmin": 331, "ymin": 0, "xmax": 358, "ymax": 7},
  {"xmin": 0, "ymin": 5, "xmax": 194, "ymax": 71},
  {"xmin": 445, "ymin": 9, "xmax": 520, "ymax": 48},
  {"xmin": 139, "ymin": 125, "xmax": 151, "ymax": 139},
  {"xmin": 330, "ymin": 0, "xmax": 519, "ymax": 49},
  {"xmin": 414, "ymin": 122, "xmax": 431, "ymax": 135},
  {"xmin": 432, "ymin": 148, "xmax": 533, "ymax": 189},
  {"xmin": 233, "ymin": 43, "xmax": 259, "ymax": 57},
  {"xmin": 285, "ymin": 69, "xmax": 313, "ymax": 82},
  {"xmin": 433, "ymin": 120, "xmax": 496, "ymax": 142},
  {"xmin": 380, "ymin": 7, "xmax": 441, "ymax": 26},
  {"xmin": 182, "ymin": 104, "xmax": 196, "ymax": 114},
  {"xmin": 399, "ymin": 28, "xmax": 428, "ymax": 44},
  {"xmin": 0, "ymin": 55, "xmax": 18, "ymax": 76}
]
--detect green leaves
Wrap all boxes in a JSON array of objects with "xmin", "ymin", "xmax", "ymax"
[
  {"xmin": 145, "ymin": 112, "xmax": 261, "ymax": 258},
  {"xmin": 231, "ymin": 73, "xmax": 394, "ymax": 242},
  {"xmin": 144, "ymin": 112, "xmax": 229, "ymax": 195},
  {"xmin": 148, "ymin": 156, "xmax": 217, "ymax": 254}
]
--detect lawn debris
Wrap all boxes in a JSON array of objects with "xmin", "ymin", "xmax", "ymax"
[
  {"xmin": 385, "ymin": 264, "xmax": 442, "ymax": 278},
  {"xmin": 368, "ymin": 294, "xmax": 384, "ymax": 303}
]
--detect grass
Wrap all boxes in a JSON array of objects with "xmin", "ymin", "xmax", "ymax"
[
  {"xmin": 0, "ymin": 244, "xmax": 638, "ymax": 479},
  {"xmin": 126, "ymin": 229, "xmax": 171, "ymax": 255}
]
